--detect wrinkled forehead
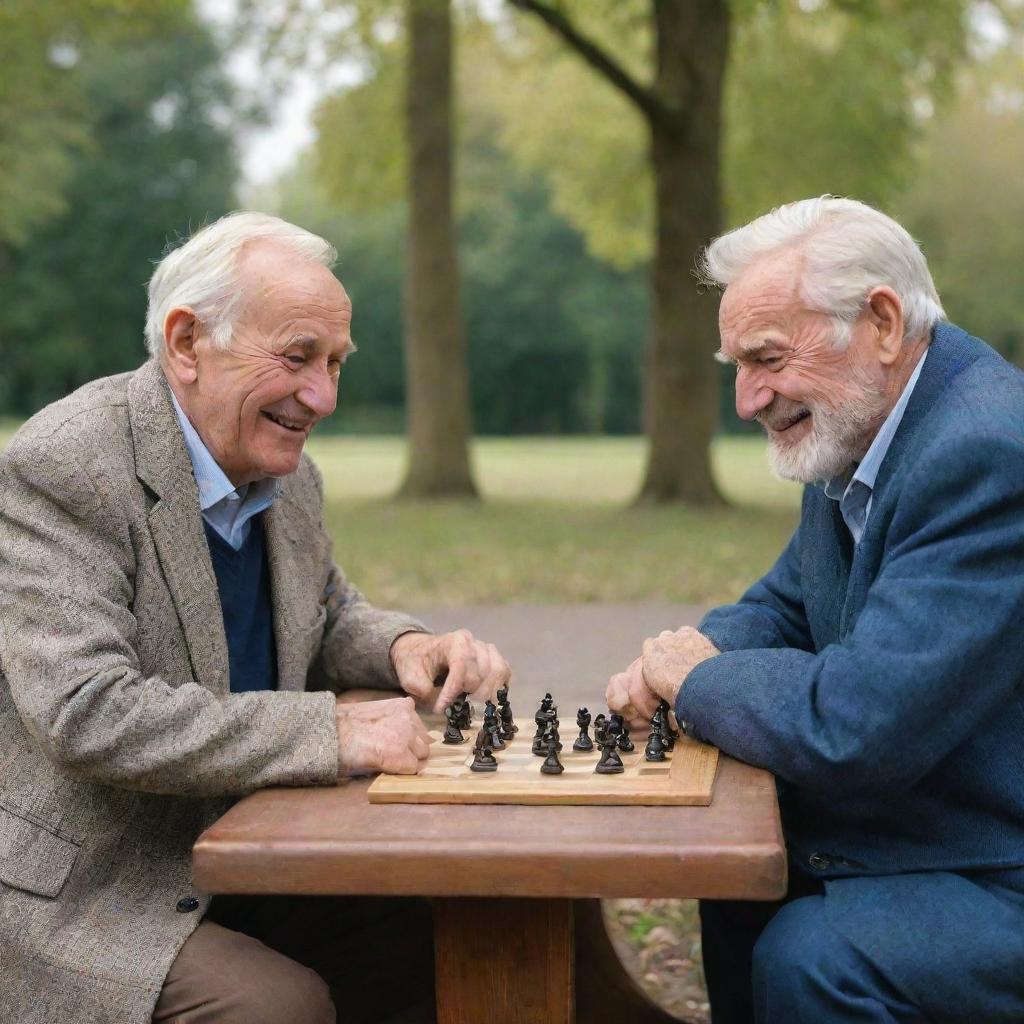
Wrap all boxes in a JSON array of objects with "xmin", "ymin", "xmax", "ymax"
[
  {"xmin": 718, "ymin": 249, "xmax": 804, "ymax": 337},
  {"xmin": 236, "ymin": 240, "xmax": 351, "ymax": 326}
]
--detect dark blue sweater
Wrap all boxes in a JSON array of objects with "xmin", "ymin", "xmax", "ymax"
[{"xmin": 203, "ymin": 516, "xmax": 277, "ymax": 692}]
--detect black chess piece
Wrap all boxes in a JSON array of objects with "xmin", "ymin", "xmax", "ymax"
[
  {"xmin": 483, "ymin": 700, "xmax": 505, "ymax": 750},
  {"xmin": 442, "ymin": 705, "xmax": 465, "ymax": 745},
  {"xmin": 657, "ymin": 699, "xmax": 676, "ymax": 752},
  {"xmin": 470, "ymin": 727, "xmax": 497, "ymax": 772},
  {"xmin": 541, "ymin": 732, "xmax": 565, "ymax": 774},
  {"xmin": 595, "ymin": 729, "xmax": 624, "ymax": 774},
  {"xmin": 573, "ymin": 707, "xmax": 593, "ymax": 752},
  {"xmin": 497, "ymin": 685, "xmax": 517, "ymax": 739},
  {"xmin": 452, "ymin": 692, "xmax": 472, "ymax": 731},
  {"xmin": 644, "ymin": 728, "xmax": 666, "ymax": 762},
  {"xmin": 593, "ymin": 713, "xmax": 608, "ymax": 748},
  {"xmin": 608, "ymin": 713, "xmax": 635, "ymax": 753},
  {"xmin": 533, "ymin": 698, "xmax": 549, "ymax": 755}
]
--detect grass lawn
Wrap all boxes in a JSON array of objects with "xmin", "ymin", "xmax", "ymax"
[
  {"xmin": 0, "ymin": 425, "xmax": 798, "ymax": 608},
  {"xmin": 308, "ymin": 434, "xmax": 799, "ymax": 607}
]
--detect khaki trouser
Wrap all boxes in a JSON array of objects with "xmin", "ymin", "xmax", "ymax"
[{"xmin": 153, "ymin": 895, "xmax": 435, "ymax": 1024}]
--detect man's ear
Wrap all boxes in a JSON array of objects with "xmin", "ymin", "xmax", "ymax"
[
  {"xmin": 163, "ymin": 307, "xmax": 201, "ymax": 384},
  {"xmin": 865, "ymin": 286, "xmax": 904, "ymax": 366}
]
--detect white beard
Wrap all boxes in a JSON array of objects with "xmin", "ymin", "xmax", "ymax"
[{"xmin": 760, "ymin": 382, "xmax": 888, "ymax": 484}]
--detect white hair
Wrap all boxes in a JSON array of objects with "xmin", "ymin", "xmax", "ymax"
[
  {"xmin": 698, "ymin": 196, "xmax": 945, "ymax": 347},
  {"xmin": 144, "ymin": 211, "xmax": 337, "ymax": 358}
]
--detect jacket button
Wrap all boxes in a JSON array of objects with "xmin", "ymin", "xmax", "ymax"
[
  {"xmin": 808, "ymin": 852, "xmax": 833, "ymax": 871},
  {"xmin": 176, "ymin": 896, "xmax": 200, "ymax": 913}
]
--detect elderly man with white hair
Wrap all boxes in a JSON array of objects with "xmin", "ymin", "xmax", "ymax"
[
  {"xmin": 607, "ymin": 197, "xmax": 1024, "ymax": 1023},
  {"xmin": 0, "ymin": 212, "xmax": 512, "ymax": 1024}
]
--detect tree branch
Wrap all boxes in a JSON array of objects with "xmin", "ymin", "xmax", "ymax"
[{"xmin": 507, "ymin": 0, "xmax": 673, "ymax": 128}]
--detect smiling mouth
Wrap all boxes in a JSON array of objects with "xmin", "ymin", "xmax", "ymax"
[
  {"xmin": 766, "ymin": 409, "xmax": 811, "ymax": 434},
  {"xmin": 262, "ymin": 411, "xmax": 310, "ymax": 434}
]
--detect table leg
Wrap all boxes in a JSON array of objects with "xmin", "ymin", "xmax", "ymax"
[{"xmin": 434, "ymin": 897, "xmax": 574, "ymax": 1024}]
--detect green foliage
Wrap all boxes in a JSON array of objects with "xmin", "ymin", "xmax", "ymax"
[
  {"xmin": 492, "ymin": 0, "xmax": 971, "ymax": 258},
  {"xmin": 898, "ymin": 50, "xmax": 1024, "ymax": 364},
  {"xmin": 725, "ymin": 0, "xmax": 966, "ymax": 224},
  {"xmin": 276, "ymin": 135, "xmax": 648, "ymax": 435},
  {"xmin": 0, "ymin": 11, "xmax": 239, "ymax": 416},
  {"xmin": 0, "ymin": 0, "xmax": 187, "ymax": 245}
]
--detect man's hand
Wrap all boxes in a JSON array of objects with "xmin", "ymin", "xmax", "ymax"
[
  {"xmin": 389, "ymin": 630, "xmax": 512, "ymax": 714},
  {"xmin": 335, "ymin": 696, "xmax": 432, "ymax": 777},
  {"xmin": 606, "ymin": 627, "xmax": 719, "ymax": 730}
]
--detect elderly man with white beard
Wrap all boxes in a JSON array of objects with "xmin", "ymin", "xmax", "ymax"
[{"xmin": 606, "ymin": 197, "xmax": 1024, "ymax": 1024}]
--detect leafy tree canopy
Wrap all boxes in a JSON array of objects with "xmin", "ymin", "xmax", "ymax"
[
  {"xmin": 0, "ymin": 0, "xmax": 187, "ymax": 244},
  {"xmin": 0, "ymin": 8, "xmax": 240, "ymax": 415}
]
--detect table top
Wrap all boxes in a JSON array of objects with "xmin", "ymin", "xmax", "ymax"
[{"xmin": 193, "ymin": 753, "xmax": 787, "ymax": 902}]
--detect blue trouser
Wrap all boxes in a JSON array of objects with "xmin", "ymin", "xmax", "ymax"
[{"xmin": 700, "ymin": 868, "xmax": 1024, "ymax": 1023}]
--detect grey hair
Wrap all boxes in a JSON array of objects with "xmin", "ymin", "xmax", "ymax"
[
  {"xmin": 697, "ymin": 196, "xmax": 945, "ymax": 347},
  {"xmin": 144, "ymin": 211, "xmax": 338, "ymax": 358}
]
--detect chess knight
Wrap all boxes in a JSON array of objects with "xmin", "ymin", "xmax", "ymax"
[
  {"xmin": 606, "ymin": 197, "xmax": 1024, "ymax": 1023},
  {"xmin": 0, "ymin": 213, "xmax": 515, "ymax": 1024}
]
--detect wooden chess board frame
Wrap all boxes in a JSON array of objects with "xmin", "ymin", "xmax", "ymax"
[{"xmin": 367, "ymin": 730, "xmax": 720, "ymax": 806}]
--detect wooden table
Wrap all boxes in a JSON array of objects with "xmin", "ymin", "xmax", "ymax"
[{"xmin": 194, "ymin": 754, "xmax": 786, "ymax": 1024}]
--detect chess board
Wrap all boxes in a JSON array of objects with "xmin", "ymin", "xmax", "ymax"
[{"xmin": 366, "ymin": 730, "xmax": 719, "ymax": 806}]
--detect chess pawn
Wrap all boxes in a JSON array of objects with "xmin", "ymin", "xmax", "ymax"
[
  {"xmin": 470, "ymin": 728, "xmax": 498, "ymax": 772},
  {"xmin": 484, "ymin": 700, "xmax": 506, "ymax": 751},
  {"xmin": 442, "ymin": 706, "xmax": 465, "ymax": 745},
  {"xmin": 540, "ymin": 733, "xmax": 565, "ymax": 774},
  {"xmin": 644, "ymin": 729, "xmax": 666, "ymax": 762},
  {"xmin": 609, "ymin": 713, "xmax": 634, "ymax": 753},
  {"xmin": 595, "ymin": 732, "xmax": 624, "ymax": 774},
  {"xmin": 573, "ymin": 707, "xmax": 594, "ymax": 752}
]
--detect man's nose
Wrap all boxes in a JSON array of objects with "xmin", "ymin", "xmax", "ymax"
[
  {"xmin": 734, "ymin": 367, "xmax": 774, "ymax": 421},
  {"xmin": 296, "ymin": 365, "xmax": 338, "ymax": 418}
]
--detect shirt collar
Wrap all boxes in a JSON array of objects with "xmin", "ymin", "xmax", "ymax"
[
  {"xmin": 825, "ymin": 347, "xmax": 928, "ymax": 500},
  {"xmin": 169, "ymin": 390, "xmax": 280, "ymax": 512}
]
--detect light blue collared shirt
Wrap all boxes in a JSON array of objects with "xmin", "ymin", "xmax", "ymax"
[
  {"xmin": 170, "ymin": 392, "xmax": 280, "ymax": 550},
  {"xmin": 824, "ymin": 349, "xmax": 928, "ymax": 544}
]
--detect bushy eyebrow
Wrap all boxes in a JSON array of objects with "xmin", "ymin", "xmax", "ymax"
[
  {"xmin": 282, "ymin": 334, "xmax": 357, "ymax": 359},
  {"xmin": 714, "ymin": 338, "xmax": 783, "ymax": 364}
]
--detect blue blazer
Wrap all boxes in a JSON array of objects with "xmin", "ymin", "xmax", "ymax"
[{"xmin": 678, "ymin": 323, "xmax": 1024, "ymax": 880}]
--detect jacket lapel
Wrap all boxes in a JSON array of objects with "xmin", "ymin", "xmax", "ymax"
[
  {"xmin": 127, "ymin": 361, "xmax": 230, "ymax": 695},
  {"xmin": 839, "ymin": 324, "xmax": 985, "ymax": 634}
]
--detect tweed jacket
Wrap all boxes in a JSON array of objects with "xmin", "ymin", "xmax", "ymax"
[
  {"xmin": 678, "ymin": 323, "xmax": 1024, "ymax": 879},
  {"xmin": 0, "ymin": 360, "xmax": 423, "ymax": 1024}
]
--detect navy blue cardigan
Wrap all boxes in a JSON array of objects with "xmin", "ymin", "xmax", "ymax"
[{"xmin": 679, "ymin": 323, "xmax": 1024, "ymax": 878}]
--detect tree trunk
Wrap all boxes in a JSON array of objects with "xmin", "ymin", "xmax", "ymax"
[
  {"xmin": 399, "ymin": 0, "xmax": 478, "ymax": 498},
  {"xmin": 637, "ymin": 0, "xmax": 728, "ymax": 504}
]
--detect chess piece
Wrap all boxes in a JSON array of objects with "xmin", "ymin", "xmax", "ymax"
[
  {"xmin": 593, "ymin": 713, "xmax": 608, "ymax": 748},
  {"xmin": 452, "ymin": 692, "xmax": 472, "ymax": 731},
  {"xmin": 609, "ymin": 713, "xmax": 634, "ymax": 753},
  {"xmin": 657, "ymin": 699, "xmax": 676, "ymax": 752},
  {"xmin": 497, "ymin": 685, "xmax": 518, "ymax": 739},
  {"xmin": 595, "ymin": 729, "xmax": 624, "ymax": 774},
  {"xmin": 442, "ymin": 705, "xmax": 465, "ymax": 745},
  {"xmin": 544, "ymin": 707, "xmax": 560, "ymax": 741},
  {"xmin": 644, "ymin": 728, "xmax": 666, "ymax": 762},
  {"xmin": 484, "ymin": 700, "xmax": 505, "ymax": 751},
  {"xmin": 470, "ymin": 727, "xmax": 497, "ymax": 772},
  {"xmin": 540, "ymin": 732, "xmax": 565, "ymax": 774},
  {"xmin": 533, "ymin": 698, "xmax": 549, "ymax": 755},
  {"xmin": 573, "ymin": 707, "xmax": 593, "ymax": 752}
]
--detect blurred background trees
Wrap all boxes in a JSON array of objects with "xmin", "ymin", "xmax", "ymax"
[{"xmin": 2, "ymin": 0, "xmax": 1022, "ymax": 498}]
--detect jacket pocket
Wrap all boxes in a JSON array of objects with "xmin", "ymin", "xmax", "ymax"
[{"xmin": 0, "ymin": 803, "xmax": 80, "ymax": 898}]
